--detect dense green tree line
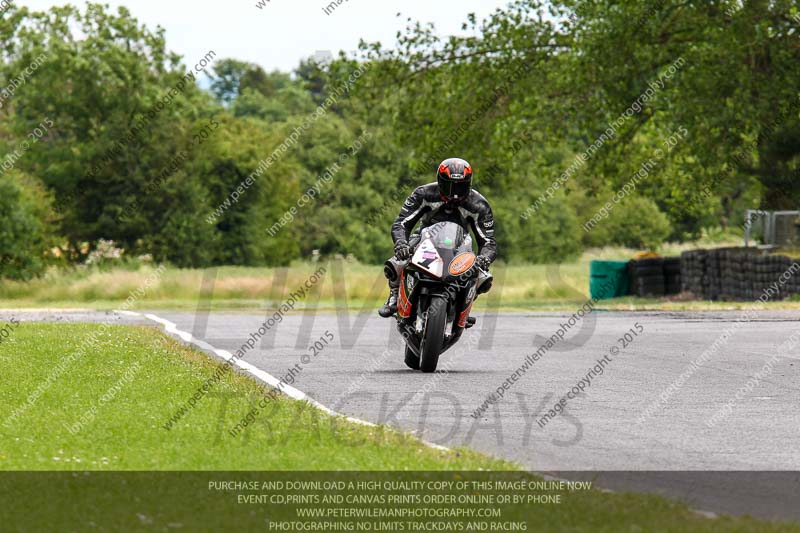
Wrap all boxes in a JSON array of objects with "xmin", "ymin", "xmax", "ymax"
[{"xmin": 0, "ymin": 1, "xmax": 798, "ymax": 278}]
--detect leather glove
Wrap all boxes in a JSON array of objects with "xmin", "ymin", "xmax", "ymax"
[
  {"xmin": 394, "ymin": 240, "xmax": 412, "ymax": 260},
  {"xmin": 475, "ymin": 255, "xmax": 491, "ymax": 271}
]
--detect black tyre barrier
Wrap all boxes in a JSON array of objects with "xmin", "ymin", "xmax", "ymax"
[
  {"xmin": 629, "ymin": 248, "xmax": 800, "ymax": 300},
  {"xmin": 628, "ymin": 257, "xmax": 673, "ymax": 297},
  {"xmin": 675, "ymin": 248, "xmax": 799, "ymax": 301},
  {"xmin": 636, "ymin": 277, "xmax": 666, "ymax": 297},
  {"xmin": 636, "ymin": 265, "xmax": 664, "ymax": 277},
  {"xmin": 636, "ymin": 257, "xmax": 665, "ymax": 268},
  {"xmin": 664, "ymin": 257, "xmax": 681, "ymax": 275}
]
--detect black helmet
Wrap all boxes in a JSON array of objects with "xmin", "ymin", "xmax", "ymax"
[{"xmin": 437, "ymin": 157, "xmax": 473, "ymax": 202}]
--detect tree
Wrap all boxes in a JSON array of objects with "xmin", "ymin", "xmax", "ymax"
[
  {"xmin": 209, "ymin": 59, "xmax": 252, "ymax": 104},
  {"xmin": 211, "ymin": 58, "xmax": 290, "ymax": 103},
  {"xmin": 355, "ymin": 0, "xmax": 800, "ymax": 249},
  {"xmin": 0, "ymin": 171, "xmax": 54, "ymax": 279}
]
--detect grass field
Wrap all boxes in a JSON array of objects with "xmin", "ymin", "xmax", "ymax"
[
  {"xmin": 3, "ymin": 241, "xmax": 800, "ymax": 312},
  {"xmin": 0, "ymin": 323, "xmax": 505, "ymax": 470},
  {"xmin": 1, "ymin": 322, "xmax": 796, "ymax": 531}
]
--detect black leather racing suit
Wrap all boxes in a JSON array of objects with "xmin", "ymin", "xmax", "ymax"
[{"xmin": 391, "ymin": 182, "xmax": 497, "ymax": 265}]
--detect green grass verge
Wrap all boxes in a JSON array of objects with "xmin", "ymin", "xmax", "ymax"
[
  {"xmin": 4, "ymin": 240, "xmax": 800, "ymax": 312},
  {"xmin": 0, "ymin": 323, "xmax": 506, "ymax": 470},
  {"xmin": 0, "ymin": 323, "xmax": 797, "ymax": 531}
]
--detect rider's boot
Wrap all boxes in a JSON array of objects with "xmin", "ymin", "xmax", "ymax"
[
  {"xmin": 464, "ymin": 272, "xmax": 492, "ymax": 328},
  {"xmin": 379, "ymin": 261, "xmax": 402, "ymax": 318},
  {"xmin": 378, "ymin": 287, "xmax": 399, "ymax": 318}
]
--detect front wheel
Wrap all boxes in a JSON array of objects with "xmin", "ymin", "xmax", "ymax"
[{"xmin": 419, "ymin": 297, "xmax": 447, "ymax": 373}]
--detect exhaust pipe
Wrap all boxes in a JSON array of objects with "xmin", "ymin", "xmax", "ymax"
[
  {"xmin": 383, "ymin": 257, "xmax": 406, "ymax": 283},
  {"xmin": 476, "ymin": 269, "xmax": 493, "ymax": 294}
]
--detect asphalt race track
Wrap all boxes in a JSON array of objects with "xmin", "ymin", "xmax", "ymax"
[{"xmin": 8, "ymin": 309, "xmax": 800, "ymax": 521}]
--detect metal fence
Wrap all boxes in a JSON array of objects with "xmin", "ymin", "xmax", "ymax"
[{"xmin": 743, "ymin": 210, "xmax": 800, "ymax": 247}]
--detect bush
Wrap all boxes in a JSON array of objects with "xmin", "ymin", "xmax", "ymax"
[
  {"xmin": 84, "ymin": 239, "xmax": 125, "ymax": 269},
  {"xmin": 0, "ymin": 172, "xmax": 54, "ymax": 280},
  {"xmin": 600, "ymin": 197, "xmax": 673, "ymax": 250},
  {"xmin": 502, "ymin": 195, "xmax": 582, "ymax": 263}
]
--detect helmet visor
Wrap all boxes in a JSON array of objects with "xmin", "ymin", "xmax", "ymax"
[{"xmin": 438, "ymin": 177, "xmax": 471, "ymax": 200}]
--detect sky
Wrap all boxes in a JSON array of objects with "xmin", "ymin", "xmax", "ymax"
[{"xmin": 17, "ymin": 0, "xmax": 512, "ymax": 73}]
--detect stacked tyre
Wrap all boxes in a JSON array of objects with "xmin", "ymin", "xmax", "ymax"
[
  {"xmin": 679, "ymin": 247, "xmax": 799, "ymax": 301},
  {"xmin": 752, "ymin": 254, "xmax": 771, "ymax": 300},
  {"xmin": 629, "ymin": 258, "xmax": 665, "ymax": 297},
  {"xmin": 740, "ymin": 249, "xmax": 756, "ymax": 300},
  {"xmin": 736, "ymin": 248, "xmax": 752, "ymax": 301},
  {"xmin": 629, "ymin": 249, "xmax": 800, "ymax": 301},
  {"xmin": 664, "ymin": 257, "xmax": 682, "ymax": 295},
  {"xmin": 762, "ymin": 254, "xmax": 796, "ymax": 301},
  {"xmin": 719, "ymin": 248, "xmax": 738, "ymax": 300},
  {"xmin": 680, "ymin": 250, "xmax": 707, "ymax": 298},
  {"xmin": 707, "ymin": 248, "xmax": 727, "ymax": 301},
  {"xmin": 775, "ymin": 254, "xmax": 789, "ymax": 299},
  {"xmin": 719, "ymin": 248, "xmax": 753, "ymax": 300},
  {"xmin": 783, "ymin": 256, "xmax": 800, "ymax": 298}
]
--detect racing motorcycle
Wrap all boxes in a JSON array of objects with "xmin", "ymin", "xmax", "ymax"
[{"xmin": 384, "ymin": 221, "xmax": 492, "ymax": 372}]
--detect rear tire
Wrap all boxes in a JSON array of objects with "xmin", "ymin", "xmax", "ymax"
[
  {"xmin": 404, "ymin": 344, "xmax": 420, "ymax": 370},
  {"xmin": 419, "ymin": 297, "xmax": 447, "ymax": 373}
]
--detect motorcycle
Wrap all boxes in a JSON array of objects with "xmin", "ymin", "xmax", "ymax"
[{"xmin": 384, "ymin": 221, "xmax": 492, "ymax": 372}]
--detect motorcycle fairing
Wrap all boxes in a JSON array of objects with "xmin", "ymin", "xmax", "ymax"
[
  {"xmin": 397, "ymin": 221, "xmax": 478, "ymax": 357},
  {"xmin": 398, "ymin": 271, "xmax": 413, "ymax": 318}
]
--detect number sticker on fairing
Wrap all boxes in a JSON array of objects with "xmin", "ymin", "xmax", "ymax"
[{"xmin": 412, "ymin": 239, "xmax": 444, "ymax": 278}]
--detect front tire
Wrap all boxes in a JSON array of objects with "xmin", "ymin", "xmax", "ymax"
[{"xmin": 419, "ymin": 297, "xmax": 447, "ymax": 373}]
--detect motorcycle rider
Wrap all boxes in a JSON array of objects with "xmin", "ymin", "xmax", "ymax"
[{"xmin": 378, "ymin": 157, "xmax": 497, "ymax": 317}]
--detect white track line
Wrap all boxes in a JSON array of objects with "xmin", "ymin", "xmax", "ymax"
[
  {"xmin": 114, "ymin": 310, "xmax": 722, "ymax": 519},
  {"xmin": 117, "ymin": 310, "xmax": 448, "ymax": 451}
]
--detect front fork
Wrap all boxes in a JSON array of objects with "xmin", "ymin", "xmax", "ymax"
[
  {"xmin": 414, "ymin": 293, "xmax": 434, "ymax": 334},
  {"xmin": 415, "ymin": 311, "xmax": 425, "ymax": 334}
]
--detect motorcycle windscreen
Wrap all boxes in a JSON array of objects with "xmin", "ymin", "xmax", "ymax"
[
  {"xmin": 419, "ymin": 222, "xmax": 466, "ymax": 251},
  {"xmin": 413, "ymin": 222, "xmax": 467, "ymax": 278}
]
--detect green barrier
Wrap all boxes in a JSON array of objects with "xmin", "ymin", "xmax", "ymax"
[{"xmin": 589, "ymin": 260, "xmax": 630, "ymax": 300}]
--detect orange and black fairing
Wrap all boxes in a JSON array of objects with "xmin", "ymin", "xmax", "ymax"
[
  {"xmin": 457, "ymin": 302, "xmax": 473, "ymax": 328},
  {"xmin": 397, "ymin": 271, "xmax": 413, "ymax": 318}
]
